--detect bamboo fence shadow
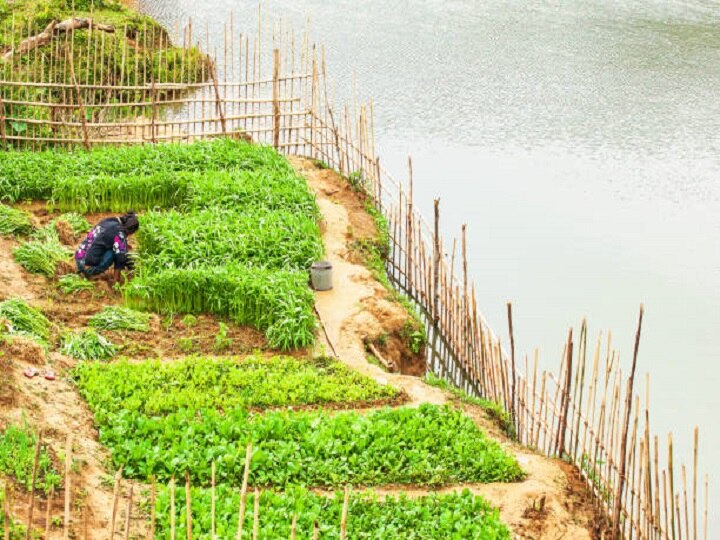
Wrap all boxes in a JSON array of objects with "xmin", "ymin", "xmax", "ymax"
[{"xmin": 0, "ymin": 14, "xmax": 711, "ymax": 540}]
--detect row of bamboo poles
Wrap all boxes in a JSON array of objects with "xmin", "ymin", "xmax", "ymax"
[
  {"xmin": 0, "ymin": 12, "xmax": 710, "ymax": 540},
  {"xmin": 2, "ymin": 442, "xmax": 353, "ymax": 539}
]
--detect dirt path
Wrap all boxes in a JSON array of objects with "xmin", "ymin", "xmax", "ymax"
[
  {"xmin": 292, "ymin": 157, "xmax": 596, "ymax": 540},
  {"xmin": 0, "ymin": 241, "xmax": 121, "ymax": 539}
]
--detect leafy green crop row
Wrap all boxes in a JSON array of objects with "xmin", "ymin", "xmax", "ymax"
[
  {"xmin": 0, "ymin": 139, "xmax": 293, "ymax": 202},
  {"xmin": 50, "ymin": 169, "xmax": 318, "ymax": 217},
  {"xmin": 96, "ymin": 404, "xmax": 523, "ymax": 486},
  {"xmin": 155, "ymin": 486, "xmax": 510, "ymax": 540},
  {"xmin": 138, "ymin": 209, "xmax": 322, "ymax": 271},
  {"xmin": 0, "ymin": 424, "xmax": 61, "ymax": 494},
  {"xmin": 124, "ymin": 266, "xmax": 315, "ymax": 350},
  {"xmin": 74, "ymin": 355, "xmax": 399, "ymax": 422}
]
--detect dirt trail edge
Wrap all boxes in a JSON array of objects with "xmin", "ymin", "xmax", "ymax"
[{"xmin": 292, "ymin": 157, "xmax": 597, "ymax": 540}]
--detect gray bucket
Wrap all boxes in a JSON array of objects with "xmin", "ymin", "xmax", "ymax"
[{"xmin": 311, "ymin": 261, "xmax": 333, "ymax": 291}]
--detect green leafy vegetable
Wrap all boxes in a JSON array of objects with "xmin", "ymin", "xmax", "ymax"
[
  {"xmin": 61, "ymin": 329, "xmax": 117, "ymax": 361},
  {"xmin": 0, "ymin": 298, "xmax": 51, "ymax": 344},
  {"xmin": 88, "ymin": 306, "xmax": 151, "ymax": 332},
  {"xmin": 0, "ymin": 204, "xmax": 33, "ymax": 236}
]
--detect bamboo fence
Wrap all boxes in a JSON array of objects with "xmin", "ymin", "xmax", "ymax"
[{"xmin": 0, "ymin": 14, "xmax": 711, "ymax": 540}]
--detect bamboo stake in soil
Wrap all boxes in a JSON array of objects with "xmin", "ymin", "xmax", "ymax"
[
  {"xmin": 252, "ymin": 488, "xmax": 259, "ymax": 540},
  {"xmin": 109, "ymin": 468, "xmax": 123, "ymax": 540},
  {"xmin": 25, "ymin": 435, "xmax": 42, "ymax": 540},
  {"xmin": 611, "ymin": 304, "xmax": 644, "ymax": 538},
  {"xmin": 340, "ymin": 486, "xmax": 350, "ymax": 540},
  {"xmin": 150, "ymin": 476, "xmax": 156, "ymax": 540},
  {"xmin": 63, "ymin": 435, "xmax": 72, "ymax": 540},
  {"xmin": 44, "ymin": 487, "xmax": 54, "ymax": 537},
  {"xmin": 170, "ymin": 477, "xmax": 176, "ymax": 540},
  {"xmin": 4, "ymin": 481, "xmax": 11, "ymax": 540},
  {"xmin": 507, "ymin": 302, "xmax": 517, "ymax": 433},
  {"xmin": 211, "ymin": 463, "xmax": 216, "ymax": 540},
  {"xmin": 123, "ymin": 484, "xmax": 133, "ymax": 540},
  {"xmin": 236, "ymin": 444, "xmax": 252, "ymax": 540},
  {"xmin": 185, "ymin": 472, "xmax": 193, "ymax": 540}
]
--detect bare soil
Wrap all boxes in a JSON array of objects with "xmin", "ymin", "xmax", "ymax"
[{"xmin": 291, "ymin": 156, "xmax": 600, "ymax": 539}]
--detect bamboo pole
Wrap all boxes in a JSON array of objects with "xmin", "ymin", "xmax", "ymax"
[
  {"xmin": 611, "ymin": 305, "xmax": 644, "ymax": 537},
  {"xmin": 272, "ymin": 49, "xmax": 280, "ymax": 148},
  {"xmin": 4, "ymin": 481, "xmax": 10, "ymax": 540},
  {"xmin": 44, "ymin": 487, "xmax": 54, "ymax": 537},
  {"xmin": 507, "ymin": 302, "xmax": 517, "ymax": 432},
  {"xmin": 123, "ymin": 485, "xmax": 133, "ymax": 540},
  {"xmin": 185, "ymin": 472, "xmax": 193, "ymax": 540},
  {"xmin": 109, "ymin": 468, "xmax": 123, "ymax": 540},
  {"xmin": 25, "ymin": 435, "xmax": 42, "ymax": 540},
  {"xmin": 170, "ymin": 477, "xmax": 176, "ymax": 540},
  {"xmin": 236, "ymin": 444, "xmax": 252, "ymax": 540},
  {"xmin": 150, "ymin": 476, "xmax": 156, "ymax": 540},
  {"xmin": 693, "ymin": 427, "xmax": 698, "ymax": 540},
  {"xmin": 63, "ymin": 435, "xmax": 72, "ymax": 540},
  {"xmin": 340, "ymin": 486, "xmax": 350, "ymax": 540},
  {"xmin": 252, "ymin": 489, "xmax": 259, "ymax": 540}
]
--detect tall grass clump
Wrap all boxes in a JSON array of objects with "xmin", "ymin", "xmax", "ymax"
[
  {"xmin": 0, "ymin": 204, "xmax": 33, "ymax": 236},
  {"xmin": 139, "ymin": 209, "xmax": 323, "ymax": 271},
  {"xmin": 124, "ymin": 266, "xmax": 315, "ymax": 350},
  {"xmin": 0, "ymin": 298, "xmax": 51, "ymax": 344}
]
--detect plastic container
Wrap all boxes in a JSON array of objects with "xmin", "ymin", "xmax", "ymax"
[{"xmin": 310, "ymin": 261, "xmax": 333, "ymax": 291}]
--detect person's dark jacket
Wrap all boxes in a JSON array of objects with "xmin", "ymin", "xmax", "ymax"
[{"xmin": 75, "ymin": 217, "xmax": 131, "ymax": 270}]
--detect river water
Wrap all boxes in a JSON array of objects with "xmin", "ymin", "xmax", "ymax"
[{"xmin": 139, "ymin": 0, "xmax": 720, "ymax": 525}]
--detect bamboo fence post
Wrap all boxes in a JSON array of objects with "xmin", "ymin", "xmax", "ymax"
[
  {"xmin": 150, "ymin": 476, "xmax": 156, "ymax": 540},
  {"xmin": 312, "ymin": 521, "xmax": 319, "ymax": 540},
  {"xmin": 211, "ymin": 463, "xmax": 216, "ymax": 540},
  {"xmin": 507, "ymin": 302, "xmax": 517, "ymax": 432},
  {"xmin": 25, "ymin": 435, "xmax": 42, "ymax": 540},
  {"xmin": 0, "ymin": 97, "xmax": 6, "ymax": 150},
  {"xmin": 272, "ymin": 48, "xmax": 280, "ymax": 148},
  {"xmin": 555, "ymin": 329, "xmax": 573, "ymax": 457},
  {"xmin": 170, "ymin": 477, "xmax": 176, "ymax": 540},
  {"xmin": 63, "ymin": 435, "xmax": 72, "ymax": 540},
  {"xmin": 185, "ymin": 471, "xmax": 193, "ymax": 540},
  {"xmin": 251, "ymin": 488, "xmax": 259, "ymax": 540},
  {"xmin": 4, "ymin": 481, "xmax": 10, "ymax": 540},
  {"xmin": 236, "ymin": 444, "xmax": 252, "ymax": 540},
  {"xmin": 209, "ymin": 59, "xmax": 227, "ymax": 135},
  {"xmin": 66, "ymin": 45, "xmax": 90, "ymax": 150},
  {"xmin": 290, "ymin": 514, "xmax": 297, "ymax": 540},
  {"xmin": 123, "ymin": 484, "xmax": 133, "ymax": 540},
  {"xmin": 340, "ymin": 486, "xmax": 350, "ymax": 540},
  {"xmin": 109, "ymin": 468, "xmax": 123, "ymax": 540},
  {"xmin": 611, "ymin": 305, "xmax": 644, "ymax": 537},
  {"xmin": 44, "ymin": 487, "xmax": 54, "ymax": 537},
  {"xmin": 693, "ymin": 427, "xmax": 698, "ymax": 540}
]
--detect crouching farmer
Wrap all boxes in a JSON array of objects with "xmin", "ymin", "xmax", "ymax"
[{"xmin": 75, "ymin": 212, "xmax": 138, "ymax": 283}]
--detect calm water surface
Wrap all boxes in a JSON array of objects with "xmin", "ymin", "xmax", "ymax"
[{"xmin": 140, "ymin": 0, "xmax": 720, "ymax": 523}]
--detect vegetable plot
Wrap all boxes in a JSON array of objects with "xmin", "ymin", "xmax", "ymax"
[
  {"xmin": 95, "ymin": 404, "xmax": 523, "ymax": 486},
  {"xmin": 74, "ymin": 355, "xmax": 400, "ymax": 421},
  {"xmin": 124, "ymin": 266, "xmax": 315, "ymax": 350},
  {"xmin": 155, "ymin": 486, "xmax": 510, "ymax": 540}
]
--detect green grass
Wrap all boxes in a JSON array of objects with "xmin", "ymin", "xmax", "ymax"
[
  {"xmin": 73, "ymin": 355, "xmax": 400, "ymax": 422},
  {"xmin": 0, "ymin": 298, "xmax": 51, "ymax": 344},
  {"xmin": 0, "ymin": 423, "xmax": 62, "ymax": 494},
  {"xmin": 61, "ymin": 329, "xmax": 117, "ymax": 361},
  {"xmin": 424, "ymin": 373, "xmax": 516, "ymax": 439},
  {"xmin": 0, "ymin": 204, "xmax": 33, "ymax": 236},
  {"xmin": 155, "ymin": 486, "xmax": 510, "ymax": 540},
  {"xmin": 88, "ymin": 306, "xmax": 151, "ymax": 332},
  {"xmin": 95, "ymin": 404, "xmax": 524, "ymax": 486},
  {"xmin": 124, "ymin": 266, "xmax": 316, "ymax": 350}
]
